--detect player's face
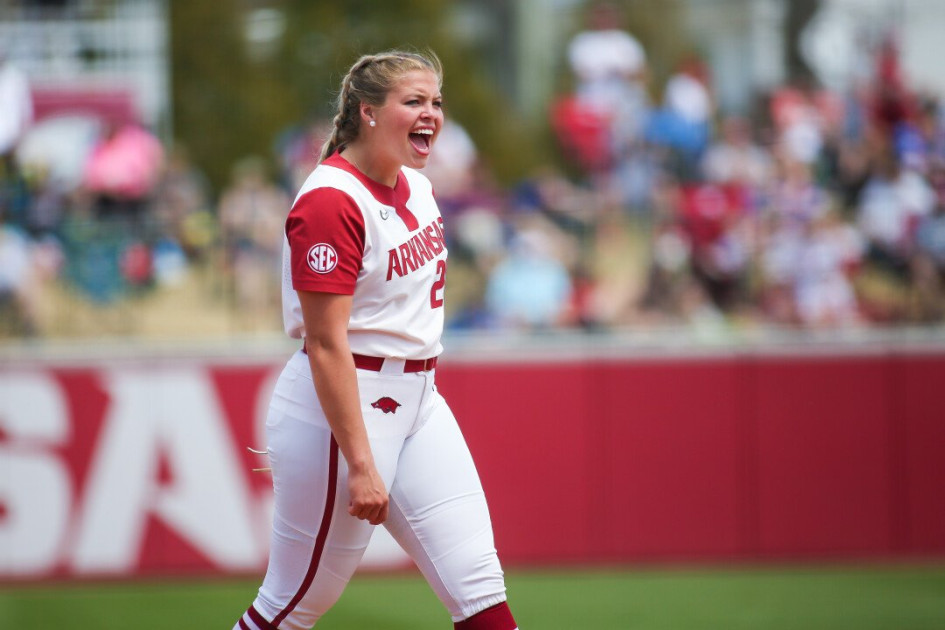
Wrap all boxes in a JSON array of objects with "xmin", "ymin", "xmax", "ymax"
[{"xmin": 372, "ymin": 70, "xmax": 443, "ymax": 171}]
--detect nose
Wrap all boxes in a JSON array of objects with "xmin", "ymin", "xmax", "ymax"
[{"xmin": 420, "ymin": 101, "xmax": 439, "ymax": 120}]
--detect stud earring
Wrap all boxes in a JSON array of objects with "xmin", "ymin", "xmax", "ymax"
[{"xmin": 369, "ymin": 120, "xmax": 376, "ymax": 127}]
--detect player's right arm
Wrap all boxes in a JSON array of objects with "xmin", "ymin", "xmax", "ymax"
[
  {"xmin": 286, "ymin": 184, "xmax": 382, "ymax": 522},
  {"xmin": 298, "ymin": 289, "xmax": 389, "ymax": 526}
]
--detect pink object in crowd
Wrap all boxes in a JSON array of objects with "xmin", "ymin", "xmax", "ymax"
[{"xmin": 83, "ymin": 124, "xmax": 164, "ymax": 199}]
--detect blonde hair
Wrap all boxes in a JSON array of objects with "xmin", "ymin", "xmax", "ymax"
[{"xmin": 318, "ymin": 50, "xmax": 444, "ymax": 162}]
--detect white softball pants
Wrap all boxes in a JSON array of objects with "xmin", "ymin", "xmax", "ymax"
[{"xmin": 234, "ymin": 350, "xmax": 509, "ymax": 629}]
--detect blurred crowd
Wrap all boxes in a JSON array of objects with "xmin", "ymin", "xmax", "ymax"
[
  {"xmin": 462, "ymin": 4, "xmax": 945, "ymax": 334},
  {"xmin": 1, "ymin": 41, "xmax": 291, "ymax": 336},
  {"xmin": 553, "ymin": 6, "xmax": 945, "ymax": 332},
  {"xmin": 2, "ymin": 5, "xmax": 945, "ymax": 339}
]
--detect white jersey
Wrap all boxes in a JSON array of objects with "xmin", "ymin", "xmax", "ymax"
[{"xmin": 282, "ymin": 153, "xmax": 447, "ymax": 359}]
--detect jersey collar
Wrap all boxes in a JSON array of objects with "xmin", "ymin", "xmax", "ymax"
[{"xmin": 325, "ymin": 153, "xmax": 419, "ymax": 231}]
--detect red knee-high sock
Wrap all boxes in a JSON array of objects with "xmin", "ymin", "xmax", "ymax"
[{"xmin": 454, "ymin": 602, "xmax": 517, "ymax": 630}]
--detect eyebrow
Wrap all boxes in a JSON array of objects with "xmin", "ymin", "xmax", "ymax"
[{"xmin": 403, "ymin": 91, "xmax": 443, "ymax": 100}]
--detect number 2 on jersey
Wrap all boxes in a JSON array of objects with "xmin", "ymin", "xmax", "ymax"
[{"xmin": 430, "ymin": 260, "xmax": 446, "ymax": 308}]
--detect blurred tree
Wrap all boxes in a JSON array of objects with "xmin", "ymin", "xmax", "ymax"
[
  {"xmin": 170, "ymin": 0, "xmax": 545, "ymax": 194},
  {"xmin": 170, "ymin": 0, "xmax": 293, "ymax": 192},
  {"xmin": 785, "ymin": 0, "xmax": 821, "ymax": 84},
  {"xmin": 624, "ymin": 0, "xmax": 689, "ymax": 93}
]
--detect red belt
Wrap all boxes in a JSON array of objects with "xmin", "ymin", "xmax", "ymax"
[
  {"xmin": 302, "ymin": 345, "xmax": 437, "ymax": 372},
  {"xmin": 352, "ymin": 354, "xmax": 438, "ymax": 372}
]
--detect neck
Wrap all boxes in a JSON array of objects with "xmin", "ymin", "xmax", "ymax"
[{"xmin": 342, "ymin": 146, "xmax": 398, "ymax": 188}]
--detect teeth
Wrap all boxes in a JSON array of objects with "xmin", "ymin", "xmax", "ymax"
[{"xmin": 413, "ymin": 129, "xmax": 433, "ymax": 135}]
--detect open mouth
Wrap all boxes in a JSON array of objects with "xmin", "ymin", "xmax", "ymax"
[{"xmin": 409, "ymin": 129, "xmax": 434, "ymax": 154}]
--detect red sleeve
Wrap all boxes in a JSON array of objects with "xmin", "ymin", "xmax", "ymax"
[{"xmin": 286, "ymin": 187, "xmax": 365, "ymax": 295}]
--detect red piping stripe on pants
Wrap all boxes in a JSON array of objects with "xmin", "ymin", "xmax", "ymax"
[
  {"xmin": 268, "ymin": 435, "xmax": 340, "ymax": 628},
  {"xmin": 247, "ymin": 605, "xmax": 277, "ymax": 630}
]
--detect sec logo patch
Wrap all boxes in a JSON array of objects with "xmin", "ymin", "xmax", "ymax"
[{"xmin": 307, "ymin": 243, "xmax": 338, "ymax": 274}]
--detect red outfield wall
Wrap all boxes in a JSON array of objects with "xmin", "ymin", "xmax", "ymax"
[
  {"xmin": 1, "ymin": 345, "xmax": 943, "ymax": 581},
  {"xmin": 446, "ymin": 352, "xmax": 945, "ymax": 566}
]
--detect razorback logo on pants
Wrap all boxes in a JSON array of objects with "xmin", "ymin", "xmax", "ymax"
[{"xmin": 371, "ymin": 396, "xmax": 401, "ymax": 414}]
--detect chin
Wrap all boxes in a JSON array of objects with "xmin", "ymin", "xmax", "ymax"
[{"xmin": 407, "ymin": 155, "xmax": 431, "ymax": 169}]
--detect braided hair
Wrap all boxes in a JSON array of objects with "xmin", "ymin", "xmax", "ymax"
[{"xmin": 318, "ymin": 50, "xmax": 443, "ymax": 163}]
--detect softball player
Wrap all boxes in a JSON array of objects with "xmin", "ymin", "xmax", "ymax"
[{"xmin": 233, "ymin": 51, "xmax": 518, "ymax": 630}]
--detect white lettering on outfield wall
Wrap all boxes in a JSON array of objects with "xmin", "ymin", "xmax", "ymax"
[
  {"xmin": 0, "ymin": 374, "xmax": 71, "ymax": 574},
  {"xmin": 71, "ymin": 368, "xmax": 260, "ymax": 573},
  {"xmin": 0, "ymin": 364, "xmax": 409, "ymax": 579}
]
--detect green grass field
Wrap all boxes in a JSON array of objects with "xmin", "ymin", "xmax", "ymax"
[{"xmin": 3, "ymin": 563, "xmax": 944, "ymax": 629}]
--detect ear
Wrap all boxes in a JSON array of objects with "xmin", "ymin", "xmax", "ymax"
[{"xmin": 359, "ymin": 103, "xmax": 375, "ymax": 126}]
